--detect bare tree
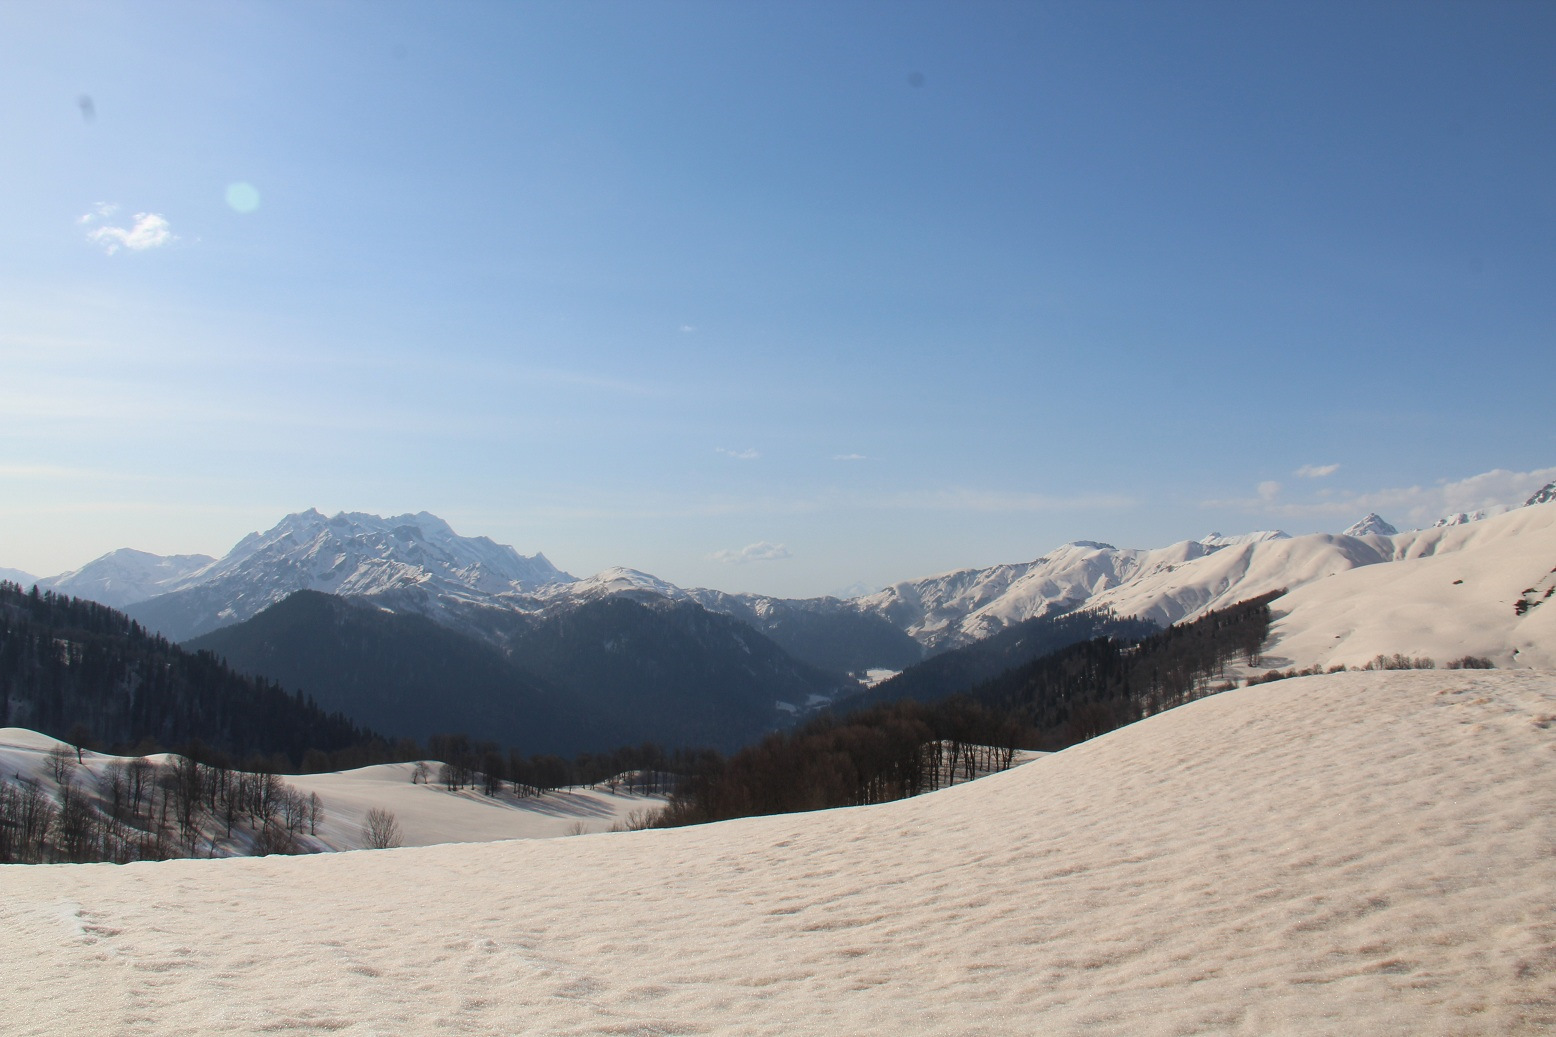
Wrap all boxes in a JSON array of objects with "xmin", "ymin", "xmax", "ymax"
[
  {"xmin": 361, "ymin": 807, "xmax": 402, "ymax": 849},
  {"xmin": 127, "ymin": 757, "xmax": 152, "ymax": 819},
  {"xmin": 46, "ymin": 743, "xmax": 75, "ymax": 785}
]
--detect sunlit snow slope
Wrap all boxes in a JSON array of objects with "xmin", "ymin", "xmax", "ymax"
[
  {"xmin": 1264, "ymin": 502, "xmax": 1556, "ymax": 670},
  {"xmin": 6, "ymin": 668, "xmax": 1554, "ymax": 1036}
]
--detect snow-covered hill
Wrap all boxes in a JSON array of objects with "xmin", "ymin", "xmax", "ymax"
[
  {"xmin": 124, "ymin": 510, "xmax": 574, "ymax": 641},
  {"xmin": 1262, "ymin": 500, "xmax": 1556, "ymax": 671},
  {"xmin": 0, "ymin": 728, "xmax": 663, "ymax": 854},
  {"xmin": 6, "ymin": 668, "xmax": 1552, "ymax": 1035}
]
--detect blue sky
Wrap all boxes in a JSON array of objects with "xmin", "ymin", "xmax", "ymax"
[{"xmin": 2, "ymin": 0, "xmax": 1553, "ymax": 596}]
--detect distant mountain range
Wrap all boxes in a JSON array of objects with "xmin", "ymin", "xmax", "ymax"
[
  {"xmin": 5, "ymin": 478, "xmax": 1554, "ymax": 662},
  {"xmin": 5, "ymin": 478, "xmax": 1553, "ymax": 756}
]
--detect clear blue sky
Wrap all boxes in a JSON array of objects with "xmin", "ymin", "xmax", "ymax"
[{"xmin": 3, "ymin": 0, "xmax": 1553, "ymax": 596}]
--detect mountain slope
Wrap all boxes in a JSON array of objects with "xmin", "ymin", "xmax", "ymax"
[
  {"xmin": 865, "ymin": 607, "xmax": 1159, "ymax": 707},
  {"xmin": 185, "ymin": 591, "xmax": 576, "ymax": 754},
  {"xmin": 190, "ymin": 591, "xmax": 849, "ymax": 755},
  {"xmin": 496, "ymin": 596, "xmax": 854, "ymax": 751},
  {"xmin": 6, "ymin": 668, "xmax": 1552, "ymax": 1034}
]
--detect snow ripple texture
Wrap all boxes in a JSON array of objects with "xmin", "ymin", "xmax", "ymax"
[{"xmin": 5, "ymin": 669, "xmax": 1554, "ymax": 1035}]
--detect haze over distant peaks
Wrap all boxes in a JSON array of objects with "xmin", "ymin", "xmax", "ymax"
[
  {"xmin": 1341, "ymin": 513, "xmax": 1399, "ymax": 538},
  {"xmin": 34, "ymin": 548, "xmax": 215, "ymax": 610},
  {"xmin": 0, "ymin": 566, "xmax": 37, "ymax": 587}
]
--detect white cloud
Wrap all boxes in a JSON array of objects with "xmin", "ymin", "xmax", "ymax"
[
  {"xmin": 81, "ymin": 207, "xmax": 176, "ymax": 254},
  {"xmin": 712, "ymin": 541, "xmax": 792, "ymax": 564},
  {"xmin": 833, "ymin": 453, "xmax": 869, "ymax": 462},
  {"xmin": 1295, "ymin": 463, "xmax": 1340, "ymax": 479},
  {"xmin": 717, "ymin": 447, "xmax": 760, "ymax": 461},
  {"xmin": 77, "ymin": 202, "xmax": 117, "ymax": 225},
  {"xmin": 679, "ymin": 325, "xmax": 697, "ymax": 333},
  {"xmin": 1258, "ymin": 480, "xmax": 1282, "ymax": 503}
]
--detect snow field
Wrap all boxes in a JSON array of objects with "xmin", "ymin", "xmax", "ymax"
[
  {"xmin": 0, "ymin": 730, "xmax": 666, "ymax": 854},
  {"xmin": 4, "ymin": 668, "xmax": 1553, "ymax": 1035}
]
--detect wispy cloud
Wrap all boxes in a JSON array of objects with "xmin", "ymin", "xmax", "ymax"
[
  {"xmin": 712, "ymin": 541, "xmax": 792, "ymax": 564},
  {"xmin": 80, "ymin": 204, "xmax": 176, "ymax": 254},
  {"xmin": 884, "ymin": 488, "xmax": 1137, "ymax": 513},
  {"xmin": 1295, "ymin": 463, "xmax": 1340, "ymax": 479},
  {"xmin": 717, "ymin": 447, "xmax": 760, "ymax": 461},
  {"xmin": 1202, "ymin": 465, "xmax": 1556, "ymax": 529},
  {"xmin": 833, "ymin": 453, "xmax": 869, "ymax": 462}
]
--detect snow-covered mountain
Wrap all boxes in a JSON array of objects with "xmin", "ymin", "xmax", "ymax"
[
  {"xmin": 125, "ymin": 510, "xmax": 573, "ymax": 641},
  {"xmin": 0, "ymin": 566, "xmax": 36, "ymax": 587},
  {"xmin": 1527, "ymin": 480, "xmax": 1556, "ymax": 507},
  {"xmin": 848, "ymin": 492, "xmax": 1556, "ymax": 655},
  {"xmin": 25, "ymin": 476, "xmax": 1556, "ymax": 666},
  {"xmin": 34, "ymin": 548, "xmax": 214, "ymax": 609},
  {"xmin": 1433, "ymin": 508, "xmax": 1506, "ymax": 527},
  {"xmin": 850, "ymin": 529, "xmax": 1318, "ymax": 652},
  {"xmin": 1341, "ymin": 512, "xmax": 1399, "ymax": 538}
]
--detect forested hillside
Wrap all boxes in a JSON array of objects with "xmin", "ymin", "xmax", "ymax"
[
  {"xmin": 865, "ymin": 607, "xmax": 1159, "ymax": 706},
  {"xmin": 0, "ymin": 582, "xmax": 383, "ymax": 767}
]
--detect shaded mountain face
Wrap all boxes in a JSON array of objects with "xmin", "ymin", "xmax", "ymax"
[
  {"xmin": 186, "ymin": 591, "xmax": 575, "ymax": 754},
  {"xmin": 127, "ymin": 509, "xmax": 572, "ymax": 642},
  {"xmin": 681, "ymin": 590, "xmax": 924, "ymax": 675},
  {"xmin": 1527, "ymin": 481, "xmax": 1556, "ymax": 507},
  {"xmin": 189, "ymin": 591, "xmax": 852, "ymax": 755},
  {"xmin": 480, "ymin": 596, "xmax": 857, "ymax": 752}
]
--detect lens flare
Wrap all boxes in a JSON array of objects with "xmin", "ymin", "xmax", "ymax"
[{"xmin": 225, "ymin": 182, "xmax": 261, "ymax": 214}]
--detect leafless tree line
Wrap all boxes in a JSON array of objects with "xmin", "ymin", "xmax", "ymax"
[{"xmin": 0, "ymin": 751, "xmax": 323, "ymax": 864}]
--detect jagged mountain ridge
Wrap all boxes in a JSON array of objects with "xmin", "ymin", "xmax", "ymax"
[
  {"xmin": 124, "ymin": 510, "xmax": 573, "ymax": 642},
  {"xmin": 15, "ymin": 487, "xmax": 1556, "ymax": 668}
]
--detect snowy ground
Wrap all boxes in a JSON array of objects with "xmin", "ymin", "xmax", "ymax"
[
  {"xmin": 0, "ymin": 729, "xmax": 666, "ymax": 853},
  {"xmin": 5, "ymin": 668, "xmax": 1553, "ymax": 1035}
]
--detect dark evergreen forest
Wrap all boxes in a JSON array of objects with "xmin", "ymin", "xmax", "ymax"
[{"xmin": 0, "ymin": 582, "xmax": 384, "ymax": 768}]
